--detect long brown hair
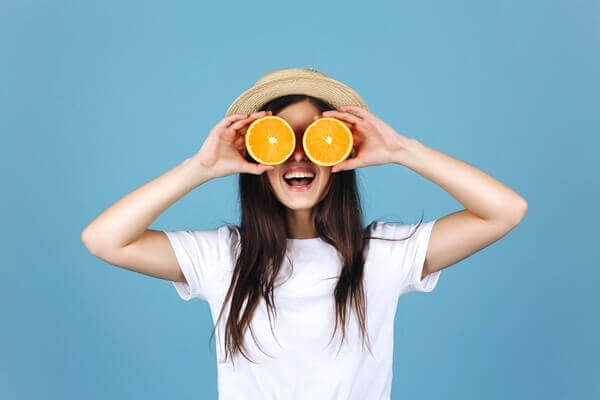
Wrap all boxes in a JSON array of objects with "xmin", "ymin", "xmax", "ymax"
[{"xmin": 210, "ymin": 94, "xmax": 424, "ymax": 365}]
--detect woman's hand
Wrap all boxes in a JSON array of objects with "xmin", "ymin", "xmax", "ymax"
[
  {"xmin": 315, "ymin": 105, "xmax": 413, "ymax": 173},
  {"xmin": 193, "ymin": 111, "xmax": 275, "ymax": 179}
]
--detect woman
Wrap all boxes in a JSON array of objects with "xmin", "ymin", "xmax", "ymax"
[{"xmin": 81, "ymin": 67, "xmax": 527, "ymax": 399}]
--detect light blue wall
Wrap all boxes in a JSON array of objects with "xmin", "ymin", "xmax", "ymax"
[{"xmin": 2, "ymin": 0, "xmax": 597, "ymax": 398}]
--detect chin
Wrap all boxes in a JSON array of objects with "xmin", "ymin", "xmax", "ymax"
[
  {"xmin": 267, "ymin": 164, "xmax": 331, "ymax": 211},
  {"xmin": 279, "ymin": 198, "xmax": 320, "ymax": 211}
]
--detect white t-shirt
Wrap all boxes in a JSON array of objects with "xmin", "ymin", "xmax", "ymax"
[{"xmin": 163, "ymin": 219, "xmax": 441, "ymax": 399}]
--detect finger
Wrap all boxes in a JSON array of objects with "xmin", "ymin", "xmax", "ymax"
[
  {"xmin": 312, "ymin": 114, "xmax": 353, "ymax": 128},
  {"xmin": 243, "ymin": 162, "xmax": 275, "ymax": 175},
  {"xmin": 338, "ymin": 119, "xmax": 354, "ymax": 129},
  {"xmin": 331, "ymin": 157, "xmax": 362, "ymax": 173},
  {"xmin": 220, "ymin": 113, "xmax": 252, "ymax": 128},
  {"xmin": 233, "ymin": 136, "xmax": 245, "ymax": 151},
  {"xmin": 230, "ymin": 111, "xmax": 270, "ymax": 131},
  {"xmin": 314, "ymin": 114, "xmax": 353, "ymax": 129},
  {"xmin": 229, "ymin": 118, "xmax": 253, "ymax": 132},
  {"xmin": 339, "ymin": 105, "xmax": 371, "ymax": 120},
  {"xmin": 239, "ymin": 111, "xmax": 274, "ymax": 135},
  {"xmin": 321, "ymin": 110, "xmax": 361, "ymax": 125}
]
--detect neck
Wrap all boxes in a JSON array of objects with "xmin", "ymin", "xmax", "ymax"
[{"xmin": 286, "ymin": 208, "xmax": 317, "ymax": 239}]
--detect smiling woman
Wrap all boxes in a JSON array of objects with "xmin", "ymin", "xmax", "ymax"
[
  {"xmin": 224, "ymin": 93, "xmax": 408, "ymax": 368},
  {"xmin": 81, "ymin": 66, "xmax": 437, "ymax": 399},
  {"xmin": 201, "ymin": 90, "xmax": 446, "ymax": 399},
  {"xmin": 81, "ymin": 67, "xmax": 527, "ymax": 400},
  {"xmin": 260, "ymin": 97, "xmax": 335, "ymax": 221}
]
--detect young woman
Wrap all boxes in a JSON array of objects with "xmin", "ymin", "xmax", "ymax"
[{"xmin": 81, "ymin": 68, "xmax": 527, "ymax": 399}]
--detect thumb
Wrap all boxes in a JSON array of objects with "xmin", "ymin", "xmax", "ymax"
[
  {"xmin": 244, "ymin": 163, "xmax": 275, "ymax": 175},
  {"xmin": 332, "ymin": 158, "xmax": 360, "ymax": 173}
]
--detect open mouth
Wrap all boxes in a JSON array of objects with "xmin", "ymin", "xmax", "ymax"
[
  {"xmin": 284, "ymin": 176, "xmax": 314, "ymax": 187},
  {"xmin": 282, "ymin": 171, "xmax": 316, "ymax": 191}
]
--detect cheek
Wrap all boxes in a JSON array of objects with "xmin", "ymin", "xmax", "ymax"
[
  {"xmin": 320, "ymin": 168, "xmax": 332, "ymax": 184},
  {"xmin": 266, "ymin": 170, "xmax": 283, "ymax": 193},
  {"xmin": 266, "ymin": 169, "xmax": 278, "ymax": 184},
  {"xmin": 318, "ymin": 170, "xmax": 332, "ymax": 193}
]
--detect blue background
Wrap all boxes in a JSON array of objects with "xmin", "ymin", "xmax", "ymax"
[{"xmin": 2, "ymin": 0, "xmax": 598, "ymax": 399}]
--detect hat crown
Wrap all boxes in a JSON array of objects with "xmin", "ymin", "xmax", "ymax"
[
  {"xmin": 254, "ymin": 67, "xmax": 330, "ymax": 86},
  {"xmin": 224, "ymin": 66, "xmax": 368, "ymax": 117}
]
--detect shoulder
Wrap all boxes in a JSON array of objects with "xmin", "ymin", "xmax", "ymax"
[
  {"xmin": 365, "ymin": 219, "xmax": 437, "ymax": 256},
  {"xmin": 166, "ymin": 224, "xmax": 238, "ymax": 258},
  {"xmin": 185, "ymin": 224, "xmax": 237, "ymax": 241}
]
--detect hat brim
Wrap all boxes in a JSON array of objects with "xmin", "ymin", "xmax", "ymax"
[{"xmin": 225, "ymin": 76, "xmax": 368, "ymax": 117}]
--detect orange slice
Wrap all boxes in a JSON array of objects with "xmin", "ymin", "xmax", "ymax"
[
  {"xmin": 245, "ymin": 116, "xmax": 296, "ymax": 165},
  {"xmin": 303, "ymin": 117, "xmax": 354, "ymax": 166}
]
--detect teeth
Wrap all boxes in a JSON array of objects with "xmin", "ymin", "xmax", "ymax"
[{"xmin": 284, "ymin": 171, "xmax": 315, "ymax": 179}]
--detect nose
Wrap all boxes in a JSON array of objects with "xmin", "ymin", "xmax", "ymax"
[{"xmin": 291, "ymin": 132, "xmax": 307, "ymax": 162}]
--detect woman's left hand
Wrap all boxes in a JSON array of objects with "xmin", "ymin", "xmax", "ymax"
[{"xmin": 315, "ymin": 105, "xmax": 412, "ymax": 173}]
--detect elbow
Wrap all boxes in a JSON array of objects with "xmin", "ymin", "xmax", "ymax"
[
  {"xmin": 509, "ymin": 198, "xmax": 528, "ymax": 226},
  {"xmin": 81, "ymin": 227, "xmax": 105, "ymax": 256}
]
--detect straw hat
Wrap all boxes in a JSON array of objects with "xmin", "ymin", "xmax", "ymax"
[{"xmin": 225, "ymin": 67, "xmax": 369, "ymax": 117}]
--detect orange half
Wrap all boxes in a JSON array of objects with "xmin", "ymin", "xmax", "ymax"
[
  {"xmin": 303, "ymin": 117, "xmax": 354, "ymax": 166},
  {"xmin": 245, "ymin": 116, "xmax": 296, "ymax": 165}
]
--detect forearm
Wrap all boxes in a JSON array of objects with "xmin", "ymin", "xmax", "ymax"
[
  {"xmin": 394, "ymin": 138, "xmax": 527, "ymax": 223},
  {"xmin": 82, "ymin": 156, "xmax": 212, "ymax": 251}
]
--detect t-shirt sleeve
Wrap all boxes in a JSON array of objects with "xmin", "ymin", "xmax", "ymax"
[
  {"xmin": 162, "ymin": 226, "xmax": 229, "ymax": 302},
  {"xmin": 371, "ymin": 219, "xmax": 441, "ymax": 297}
]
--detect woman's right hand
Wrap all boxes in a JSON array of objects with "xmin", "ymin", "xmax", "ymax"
[{"xmin": 192, "ymin": 110, "xmax": 275, "ymax": 180}]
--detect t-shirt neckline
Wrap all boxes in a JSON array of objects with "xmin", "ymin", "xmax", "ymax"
[{"xmin": 286, "ymin": 236, "xmax": 324, "ymax": 243}]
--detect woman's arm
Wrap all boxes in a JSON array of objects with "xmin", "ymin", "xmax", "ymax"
[
  {"xmin": 81, "ymin": 157, "xmax": 212, "ymax": 282},
  {"xmin": 81, "ymin": 110, "xmax": 274, "ymax": 282},
  {"xmin": 82, "ymin": 157, "xmax": 211, "ymax": 252},
  {"xmin": 394, "ymin": 138, "xmax": 527, "ymax": 278},
  {"xmin": 396, "ymin": 139, "xmax": 527, "ymax": 223},
  {"xmin": 319, "ymin": 105, "xmax": 527, "ymax": 279}
]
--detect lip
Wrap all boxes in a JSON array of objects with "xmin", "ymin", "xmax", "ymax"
[
  {"xmin": 281, "ymin": 164, "xmax": 317, "ymax": 192},
  {"xmin": 281, "ymin": 164, "xmax": 317, "ymax": 178},
  {"xmin": 283, "ymin": 176, "xmax": 315, "ymax": 191}
]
